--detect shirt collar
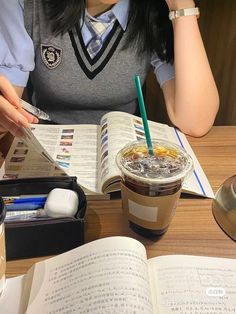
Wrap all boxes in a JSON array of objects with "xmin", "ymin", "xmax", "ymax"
[
  {"xmin": 85, "ymin": 0, "xmax": 130, "ymax": 31},
  {"xmin": 112, "ymin": 0, "xmax": 130, "ymax": 31}
]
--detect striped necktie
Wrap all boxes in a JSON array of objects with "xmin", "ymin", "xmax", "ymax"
[{"xmin": 85, "ymin": 12, "xmax": 116, "ymax": 59}]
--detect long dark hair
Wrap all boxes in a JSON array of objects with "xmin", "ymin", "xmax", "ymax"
[{"xmin": 42, "ymin": 0, "xmax": 174, "ymax": 63}]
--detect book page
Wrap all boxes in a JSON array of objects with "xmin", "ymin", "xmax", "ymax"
[
  {"xmin": 23, "ymin": 237, "xmax": 153, "ymax": 314},
  {"xmin": 0, "ymin": 275, "xmax": 25, "ymax": 314},
  {"xmin": 31, "ymin": 124, "xmax": 101, "ymax": 193},
  {"xmin": 148, "ymin": 255, "xmax": 236, "ymax": 314},
  {"xmin": 100, "ymin": 112, "xmax": 213, "ymax": 197},
  {"xmin": 1, "ymin": 128, "xmax": 64, "ymax": 179},
  {"xmin": 1, "ymin": 124, "xmax": 101, "ymax": 194},
  {"xmin": 99, "ymin": 112, "xmax": 138, "ymax": 192},
  {"xmin": 170, "ymin": 129, "xmax": 214, "ymax": 198},
  {"xmin": 145, "ymin": 120, "xmax": 214, "ymax": 198},
  {"xmin": 99, "ymin": 111, "xmax": 176, "ymax": 192}
]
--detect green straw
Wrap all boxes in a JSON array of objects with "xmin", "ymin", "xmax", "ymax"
[{"xmin": 134, "ymin": 75, "xmax": 154, "ymax": 155}]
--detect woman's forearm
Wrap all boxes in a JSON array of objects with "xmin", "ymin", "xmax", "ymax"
[
  {"xmin": 164, "ymin": 0, "xmax": 219, "ymax": 137},
  {"xmin": 170, "ymin": 15, "xmax": 219, "ymax": 136}
]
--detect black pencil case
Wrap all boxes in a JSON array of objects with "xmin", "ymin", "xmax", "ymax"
[{"xmin": 0, "ymin": 176, "xmax": 86, "ymax": 260}]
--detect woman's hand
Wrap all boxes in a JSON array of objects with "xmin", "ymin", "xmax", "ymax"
[
  {"xmin": 165, "ymin": 0, "xmax": 195, "ymax": 11},
  {"xmin": 0, "ymin": 75, "xmax": 38, "ymax": 137}
]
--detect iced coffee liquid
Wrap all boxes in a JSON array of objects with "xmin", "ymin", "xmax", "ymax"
[
  {"xmin": 122, "ymin": 144, "xmax": 188, "ymax": 178},
  {"xmin": 122, "ymin": 144, "xmax": 186, "ymax": 193}
]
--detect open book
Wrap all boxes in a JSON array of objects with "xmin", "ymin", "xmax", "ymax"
[
  {"xmin": 1, "ymin": 236, "xmax": 236, "ymax": 313},
  {"xmin": 0, "ymin": 111, "xmax": 214, "ymax": 198}
]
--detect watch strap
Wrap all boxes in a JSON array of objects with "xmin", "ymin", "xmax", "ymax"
[{"xmin": 169, "ymin": 7, "xmax": 200, "ymax": 20}]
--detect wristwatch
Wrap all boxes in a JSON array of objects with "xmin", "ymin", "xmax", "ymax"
[{"xmin": 169, "ymin": 7, "xmax": 200, "ymax": 20}]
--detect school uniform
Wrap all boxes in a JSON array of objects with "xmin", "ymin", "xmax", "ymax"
[{"xmin": 0, "ymin": 0, "xmax": 174, "ymax": 124}]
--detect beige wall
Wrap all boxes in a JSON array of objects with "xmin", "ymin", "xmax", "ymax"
[{"xmin": 145, "ymin": 0, "xmax": 236, "ymax": 126}]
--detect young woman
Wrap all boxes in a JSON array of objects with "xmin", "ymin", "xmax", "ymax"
[{"xmin": 0, "ymin": 0, "xmax": 219, "ymax": 138}]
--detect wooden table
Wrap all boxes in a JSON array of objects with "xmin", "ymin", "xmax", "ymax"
[{"xmin": 6, "ymin": 126, "xmax": 236, "ymax": 278}]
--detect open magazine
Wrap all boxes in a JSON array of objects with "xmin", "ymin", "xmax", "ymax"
[
  {"xmin": 0, "ymin": 111, "xmax": 214, "ymax": 198},
  {"xmin": 1, "ymin": 236, "xmax": 236, "ymax": 313}
]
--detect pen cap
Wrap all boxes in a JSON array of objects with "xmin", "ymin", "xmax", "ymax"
[{"xmin": 44, "ymin": 188, "xmax": 79, "ymax": 218}]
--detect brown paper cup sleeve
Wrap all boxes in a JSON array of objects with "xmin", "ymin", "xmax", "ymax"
[{"xmin": 121, "ymin": 182, "xmax": 181, "ymax": 230}]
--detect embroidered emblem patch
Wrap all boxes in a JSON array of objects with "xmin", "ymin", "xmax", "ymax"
[{"xmin": 41, "ymin": 44, "xmax": 62, "ymax": 69}]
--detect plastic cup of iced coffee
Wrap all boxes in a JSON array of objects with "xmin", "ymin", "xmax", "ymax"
[{"xmin": 116, "ymin": 139, "xmax": 193, "ymax": 238}]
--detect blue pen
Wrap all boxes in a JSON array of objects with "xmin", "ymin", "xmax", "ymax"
[
  {"xmin": 7, "ymin": 196, "xmax": 47, "ymax": 204},
  {"xmin": 5, "ymin": 203, "xmax": 45, "ymax": 211}
]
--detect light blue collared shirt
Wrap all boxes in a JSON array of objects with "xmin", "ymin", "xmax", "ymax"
[{"xmin": 0, "ymin": 0, "xmax": 174, "ymax": 87}]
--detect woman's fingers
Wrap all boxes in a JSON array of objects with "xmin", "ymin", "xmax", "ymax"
[
  {"xmin": 0, "ymin": 100, "xmax": 39, "ymax": 136},
  {"xmin": 0, "ymin": 95, "xmax": 29, "ymax": 126},
  {"xmin": 0, "ymin": 75, "xmax": 27, "ymax": 137},
  {"xmin": 18, "ymin": 107, "xmax": 39, "ymax": 124},
  {"xmin": 0, "ymin": 76, "xmax": 39, "ymax": 136},
  {"xmin": 0, "ymin": 118, "xmax": 27, "ymax": 138},
  {"xmin": 0, "ymin": 75, "xmax": 21, "ymax": 108},
  {"xmin": 0, "ymin": 95, "xmax": 30, "ymax": 137}
]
